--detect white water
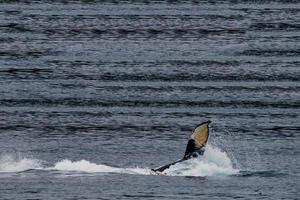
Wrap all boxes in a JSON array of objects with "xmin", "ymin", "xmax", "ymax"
[
  {"xmin": 0, "ymin": 154, "xmax": 43, "ymax": 173},
  {"xmin": 0, "ymin": 145, "xmax": 239, "ymax": 177},
  {"xmin": 164, "ymin": 145, "xmax": 239, "ymax": 176},
  {"xmin": 52, "ymin": 159, "xmax": 151, "ymax": 175}
]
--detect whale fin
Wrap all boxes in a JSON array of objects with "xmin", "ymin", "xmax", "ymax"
[
  {"xmin": 152, "ymin": 121, "xmax": 211, "ymax": 173},
  {"xmin": 183, "ymin": 121, "xmax": 211, "ymax": 159}
]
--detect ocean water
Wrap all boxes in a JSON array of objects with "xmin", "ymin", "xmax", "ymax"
[{"xmin": 0, "ymin": 1, "xmax": 299, "ymax": 199}]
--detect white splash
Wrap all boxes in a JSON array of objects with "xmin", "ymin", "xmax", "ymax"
[
  {"xmin": 164, "ymin": 145, "xmax": 239, "ymax": 176},
  {"xmin": 0, "ymin": 145, "xmax": 239, "ymax": 177},
  {"xmin": 52, "ymin": 159, "xmax": 151, "ymax": 175},
  {"xmin": 53, "ymin": 159, "xmax": 121, "ymax": 173},
  {"xmin": 0, "ymin": 154, "xmax": 42, "ymax": 173},
  {"xmin": 50, "ymin": 145, "xmax": 238, "ymax": 176}
]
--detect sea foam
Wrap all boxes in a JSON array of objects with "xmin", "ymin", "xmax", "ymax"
[
  {"xmin": 0, "ymin": 145, "xmax": 238, "ymax": 177},
  {"xmin": 0, "ymin": 154, "xmax": 42, "ymax": 173},
  {"xmin": 164, "ymin": 145, "xmax": 239, "ymax": 176}
]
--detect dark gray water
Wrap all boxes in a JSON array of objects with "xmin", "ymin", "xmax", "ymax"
[{"xmin": 0, "ymin": 1, "xmax": 299, "ymax": 199}]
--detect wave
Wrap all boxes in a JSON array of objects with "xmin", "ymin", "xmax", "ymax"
[
  {"xmin": 0, "ymin": 145, "xmax": 238, "ymax": 177},
  {"xmin": 2, "ymin": 98, "xmax": 299, "ymax": 109}
]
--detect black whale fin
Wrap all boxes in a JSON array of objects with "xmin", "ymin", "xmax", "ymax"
[
  {"xmin": 152, "ymin": 121, "xmax": 211, "ymax": 173},
  {"xmin": 183, "ymin": 121, "xmax": 211, "ymax": 159}
]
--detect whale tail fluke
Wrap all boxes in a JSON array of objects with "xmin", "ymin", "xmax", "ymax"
[
  {"xmin": 152, "ymin": 121, "xmax": 211, "ymax": 173},
  {"xmin": 183, "ymin": 120, "xmax": 211, "ymax": 159}
]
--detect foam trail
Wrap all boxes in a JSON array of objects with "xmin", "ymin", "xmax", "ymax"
[
  {"xmin": 0, "ymin": 145, "xmax": 239, "ymax": 177},
  {"xmin": 51, "ymin": 145, "xmax": 238, "ymax": 177},
  {"xmin": 0, "ymin": 154, "xmax": 42, "ymax": 173},
  {"xmin": 52, "ymin": 159, "xmax": 151, "ymax": 175}
]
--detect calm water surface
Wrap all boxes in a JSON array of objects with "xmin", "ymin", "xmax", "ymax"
[{"xmin": 0, "ymin": 1, "xmax": 299, "ymax": 199}]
